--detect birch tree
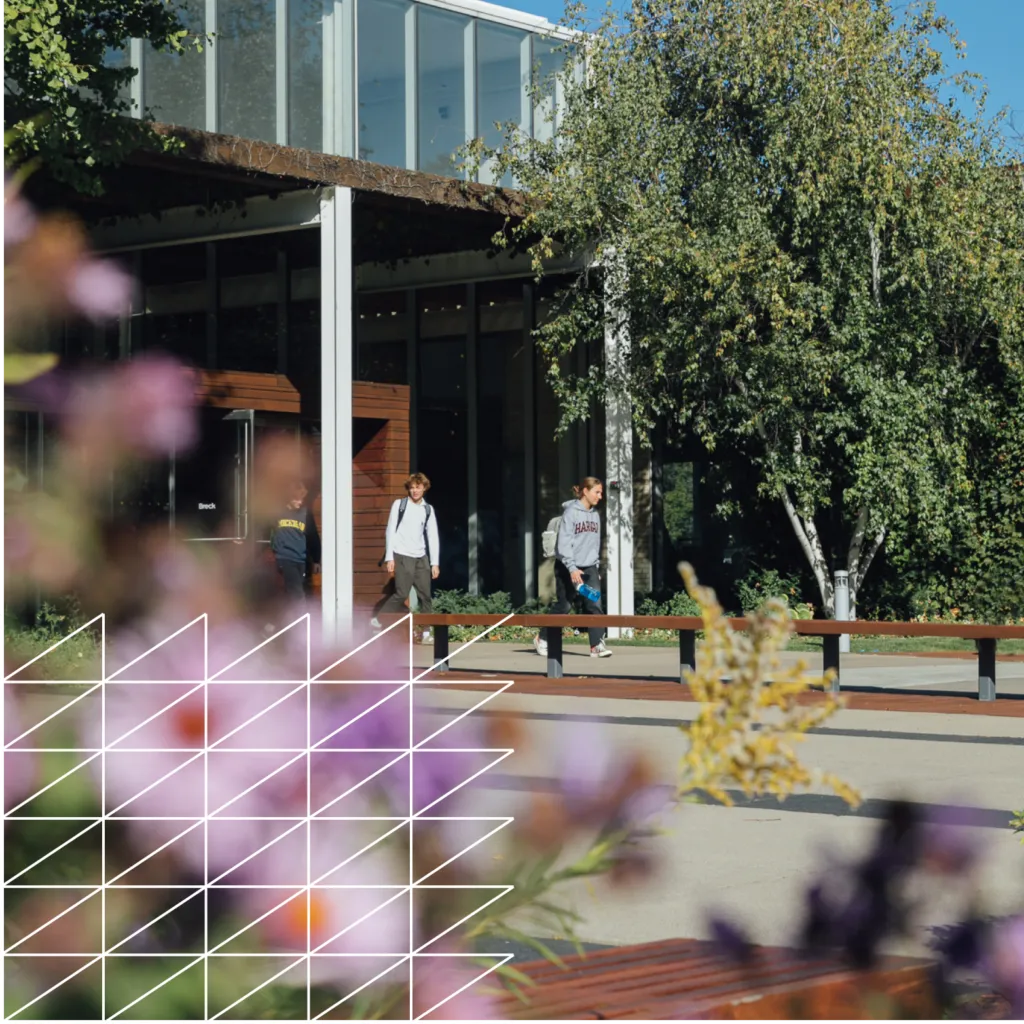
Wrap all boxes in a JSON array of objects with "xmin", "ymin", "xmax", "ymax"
[{"xmin": 477, "ymin": 0, "xmax": 1024, "ymax": 617}]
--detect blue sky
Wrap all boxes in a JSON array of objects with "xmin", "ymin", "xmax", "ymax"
[{"xmin": 516, "ymin": 0, "xmax": 1022, "ymax": 139}]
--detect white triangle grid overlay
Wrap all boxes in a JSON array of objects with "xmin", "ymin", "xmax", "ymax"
[{"xmin": 4, "ymin": 613, "xmax": 518, "ymax": 1021}]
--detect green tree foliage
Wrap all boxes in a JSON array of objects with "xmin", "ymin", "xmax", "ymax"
[
  {"xmin": 4, "ymin": 0, "xmax": 198, "ymax": 193},
  {"xmin": 479, "ymin": 0, "xmax": 1024, "ymax": 618}
]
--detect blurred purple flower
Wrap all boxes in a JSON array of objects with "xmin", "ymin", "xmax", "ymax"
[
  {"xmin": 554, "ymin": 720, "xmax": 614, "ymax": 813},
  {"xmin": 987, "ymin": 916, "xmax": 1024, "ymax": 1015},
  {"xmin": 4, "ymin": 689, "xmax": 37, "ymax": 810},
  {"xmin": 5, "ymin": 368, "xmax": 71, "ymax": 416},
  {"xmin": 934, "ymin": 918, "xmax": 987, "ymax": 971},
  {"xmin": 65, "ymin": 256, "xmax": 133, "ymax": 322},
  {"xmin": 4, "ymin": 186, "xmax": 36, "ymax": 247},
  {"xmin": 63, "ymin": 354, "xmax": 198, "ymax": 463},
  {"xmin": 707, "ymin": 913, "xmax": 754, "ymax": 964},
  {"xmin": 116, "ymin": 355, "xmax": 198, "ymax": 456},
  {"xmin": 413, "ymin": 957, "xmax": 500, "ymax": 1020},
  {"xmin": 245, "ymin": 822, "xmax": 409, "ymax": 986},
  {"xmin": 921, "ymin": 805, "xmax": 983, "ymax": 875},
  {"xmin": 81, "ymin": 681, "xmax": 308, "ymax": 875}
]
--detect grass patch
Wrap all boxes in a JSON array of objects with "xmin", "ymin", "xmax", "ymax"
[{"xmin": 5, "ymin": 604, "xmax": 102, "ymax": 681}]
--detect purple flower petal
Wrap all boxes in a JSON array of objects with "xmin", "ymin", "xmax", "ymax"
[
  {"xmin": 65, "ymin": 256, "xmax": 133, "ymax": 322},
  {"xmin": 5, "ymin": 189, "xmax": 37, "ymax": 248},
  {"xmin": 708, "ymin": 913, "xmax": 754, "ymax": 964}
]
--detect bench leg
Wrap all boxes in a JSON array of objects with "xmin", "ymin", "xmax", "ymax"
[
  {"xmin": 433, "ymin": 626, "xmax": 450, "ymax": 674},
  {"xmin": 823, "ymin": 635, "xmax": 841, "ymax": 693},
  {"xmin": 679, "ymin": 630, "xmax": 696, "ymax": 685},
  {"xmin": 978, "ymin": 638, "xmax": 996, "ymax": 702},
  {"xmin": 547, "ymin": 627, "xmax": 564, "ymax": 680}
]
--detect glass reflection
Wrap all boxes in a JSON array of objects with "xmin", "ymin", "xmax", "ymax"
[
  {"xmin": 477, "ymin": 23, "xmax": 525, "ymax": 186},
  {"xmin": 144, "ymin": 0, "xmax": 205, "ymax": 128},
  {"xmin": 358, "ymin": 0, "xmax": 408, "ymax": 168},
  {"xmin": 417, "ymin": 7, "xmax": 468, "ymax": 175},
  {"xmin": 290, "ymin": 0, "xmax": 325, "ymax": 151},
  {"xmin": 218, "ymin": 0, "xmax": 277, "ymax": 142}
]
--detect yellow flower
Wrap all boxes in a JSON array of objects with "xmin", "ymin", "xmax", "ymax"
[{"xmin": 676, "ymin": 563, "xmax": 860, "ymax": 810}]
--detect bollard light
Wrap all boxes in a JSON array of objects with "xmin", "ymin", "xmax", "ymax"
[{"xmin": 834, "ymin": 570, "xmax": 850, "ymax": 654}]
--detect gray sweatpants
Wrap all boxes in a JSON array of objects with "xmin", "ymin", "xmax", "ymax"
[{"xmin": 379, "ymin": 554, "xmax": 433, "ymax": 615}]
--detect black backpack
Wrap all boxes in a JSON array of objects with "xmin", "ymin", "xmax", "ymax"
[{"xmin": 378, "ymin": 497, "xmax": 433, "ymax": 566}]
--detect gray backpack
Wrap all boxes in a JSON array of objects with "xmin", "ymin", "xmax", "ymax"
[{"xmin": 541, "ymin": 515, "xmax": 561, "ymax": 560}]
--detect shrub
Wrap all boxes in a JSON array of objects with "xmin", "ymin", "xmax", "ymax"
[
  {"xmin": 637, "ymin": 590, "xmax": 701, "ymax": 618},
  {"xmin": 737, "ymin": 567, "xmax": 813, "ymax": 618},
  {"xmin": 432, "ymin": 589, "xmax": 514, "ymax": 615},
  {"xmin": 4, "ymin": 602, "xmax": 100, "ymax": 681}
]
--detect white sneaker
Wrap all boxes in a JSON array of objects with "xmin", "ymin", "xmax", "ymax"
[
  {"xmin": 370, "ymin": 617, "xmax": 382, "ymax": 630},
  {"xmin": 590, "ymin": 641, "xmax": 612, "ymax": 658},
  {"xmin": 533, "ymin": 635, "xmax": 548, "ymax": 657}
]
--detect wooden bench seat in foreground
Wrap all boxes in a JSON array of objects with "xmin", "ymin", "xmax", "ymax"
[
  {"xmin": 401, "ymin": 614, "xmax": 1024, "ymax": 701},
  {"xmin": 485, "ymin": 937, "xmax": 937, "ymax": 1020}
]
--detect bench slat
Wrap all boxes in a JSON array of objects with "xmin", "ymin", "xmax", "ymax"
[{"xmin": 487, "ymin": 938, "xmax": 938, "ymax": 1021}]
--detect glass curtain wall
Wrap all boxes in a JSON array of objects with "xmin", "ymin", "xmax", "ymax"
[
  {"xmin": 417, "ymin": 8, "xmax": 469, "ymax": 176},
  {"xmin": 477, "ymin": 280, "xmax": 526, "ymax": 598},
  {"xmin": 290, "ymin": 0, "xmax": 326, "ymax": 150},
  {"xmin": 143, "ymin": 0, "xmax": 205, "ymax": 128},
  {"xmin": 476, "ymin": 23, "xmax": 526, "ymax": 186},
  {"xmin": 218, "ymin": 0, "xmax": 277, "ymax": 141},
  {"xmin": 130, "ymin": 0, "xmax": 570, "ymax": 175},
  {"xmin": 358, "ymin": 0, "xmax": 408, "ymax": 167},
  {"xmin": 357, "ymin": 292, "xmax": 408, "ymax": 384},
  {"xmin": 417, "ymin": 285, "xmax": 468, "ymax": 589}
]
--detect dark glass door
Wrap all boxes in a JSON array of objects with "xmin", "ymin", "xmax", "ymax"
[{"xmin": 173, "ymin": 408, "xmax": 253, "ymax": 541}]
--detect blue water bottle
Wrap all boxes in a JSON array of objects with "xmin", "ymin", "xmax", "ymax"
[{"xmin": 577, "ymin": 582, "xmax": 601, "ymax": 604}]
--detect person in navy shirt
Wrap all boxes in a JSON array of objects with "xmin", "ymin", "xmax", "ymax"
[{"xmin": 270, "ymin": 480, "xmax": 321, "ymax": 602}]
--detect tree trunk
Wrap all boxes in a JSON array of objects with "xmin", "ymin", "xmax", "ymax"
[{"xmin": 777, "ymin": 483, "xmax": 835, "ymax": 616}]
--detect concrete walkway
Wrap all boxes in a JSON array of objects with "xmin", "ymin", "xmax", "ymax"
[
  {"xmin": 421, "ymin": 683, "xmax": 1024, "ymax": 960},
  {"xmin": 411, "ymin": 639, "xmax": 1024, "ymax": 698}
]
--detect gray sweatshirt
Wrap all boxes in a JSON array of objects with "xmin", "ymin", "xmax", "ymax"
[{"xmin": 555, "ymin": 499, "xmax": 602, "ymax": 572}]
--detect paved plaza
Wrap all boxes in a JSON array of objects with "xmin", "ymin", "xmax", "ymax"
[{"xmin": 414, "ymin": 642, "xmax": 1024, "ymax": 960}]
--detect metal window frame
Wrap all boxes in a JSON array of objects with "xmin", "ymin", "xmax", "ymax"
[
  {"xmin": 276, "ymin": 0, "xmax": 289, "ymax": 144},
  {"xmin": 522, "ymin": 279, "xmax": 536, "ymax": 601},
  {"xmin": 466, "ymin": 281, "xmax": 479, "ymax": 593},
  {"xmin": 205, "ymin": 0, "xmax": 218, "ymax": 132}
]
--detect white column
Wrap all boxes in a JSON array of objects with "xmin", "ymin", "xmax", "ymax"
[
  {"xmin": 275, "ymin": 0, "xmax": 288, "ymax": 145},
  {"xmin": 205, "ymin": 0, "xmax": 218, "ymax": 133},
  {"xmin": 405, "ymin": 4, "xmax": 418, "ymax": 169},
  {"xmin": 320, "ymin": 187, "xmax": 355, "ymax": 647},
  {"xmin": 603, "ymin": 254, "xmax": 634, "ymax": 639}
]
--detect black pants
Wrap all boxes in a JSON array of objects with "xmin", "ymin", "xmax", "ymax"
[
  {"xmin": 277, "ymin": 558, "xmax": 306, "ymax": 602},
  {"xmin": 545, "ymin": 562, "xmax": 605, "ymax": 648},
  {"xmin": 378, "ymin": 554, "xmax": 433, "ymax": 614}
]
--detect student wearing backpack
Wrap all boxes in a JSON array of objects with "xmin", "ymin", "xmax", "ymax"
[
  {"xmin": 372, "ymin": 472, "xmax": 439, "ymax": 642},
  {"xmin": 534, "ymin": 476, "xmax": 613, "ymax": 659}
]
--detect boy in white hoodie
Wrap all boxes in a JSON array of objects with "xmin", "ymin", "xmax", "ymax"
[
  {"xmin": 375, "ymin": 472, "xmax": 440, "ymax": 643},
  {"xmin": 535, "ymin": 477, "xmax": 612, "ymax": 659}
]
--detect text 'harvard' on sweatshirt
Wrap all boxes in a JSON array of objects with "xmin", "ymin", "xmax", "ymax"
[{"xmin": 555, "ymin": 499, "xmax": 601, "ymax": 572}]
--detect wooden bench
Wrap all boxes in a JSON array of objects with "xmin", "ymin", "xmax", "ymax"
[
  {"xmin": 400, "ymin": 613, "xmax": 1024, "ymax": 702},
  {"xmin": 483, "ymin": 937, "xmax": 938, "ymax": 1020}
]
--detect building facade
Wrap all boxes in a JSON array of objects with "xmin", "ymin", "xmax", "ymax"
[{"xmin": 8, "ymin": 0, "xmax": 709, "ymax": 638}]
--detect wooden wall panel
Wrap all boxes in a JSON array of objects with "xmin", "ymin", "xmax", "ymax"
[
  {"xmin": 193, "ymin": 369, "xmax": 301, "ymax": 413},
  {"xmin": 351, "ymin": 383, "xmax": 410, "ymax": 612}
]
